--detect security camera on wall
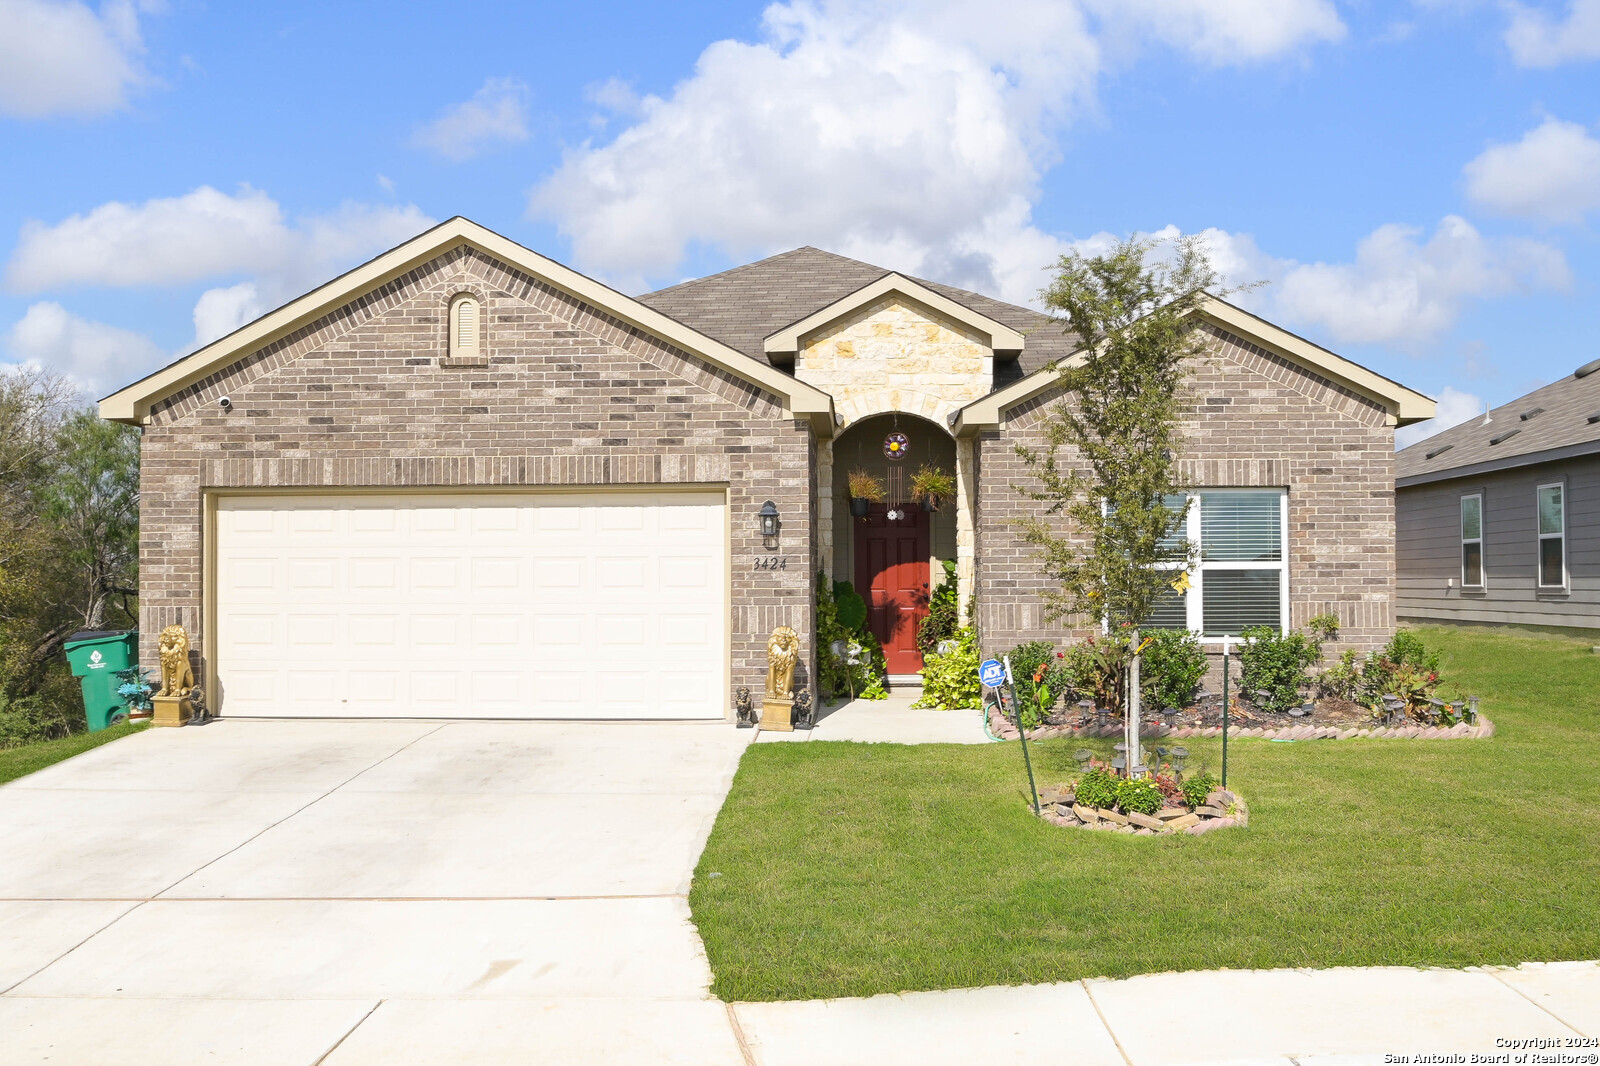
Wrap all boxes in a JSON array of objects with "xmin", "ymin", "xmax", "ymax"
[{"xmin": 218, "ymin": 396, "xmax": 232, "ymax": 410}]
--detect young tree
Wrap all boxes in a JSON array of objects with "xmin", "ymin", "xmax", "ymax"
[
  {"xmin": 36, "ymin": 411, "xmax": 141, "ymax": 634},
  {"xmin": 1015, "ymin": 235, "xmax": 1224, "ymax": 770}
]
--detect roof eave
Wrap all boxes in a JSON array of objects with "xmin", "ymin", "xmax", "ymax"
[{"xmin": 1397, "ymin": 437, "xmax": 1600, "ymax": 487}]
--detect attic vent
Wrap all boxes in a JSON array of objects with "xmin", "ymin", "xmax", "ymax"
[
  {"xmin": 1489, "ymin": 428, "xmax": 1521, "ymax": 446},
  {"xmin": 1425, "ymin": 443, "xmax": 1454, "ymax": 460},
  {"xmin": 1588, "ymin": 412, "xmax": 1600, "ymax": 425},
  {"xmin": 1577, "ymin": 357, "xmax": 1600, "ymax": 379},
  {"xmin": 1520, "ymin": 407, "xmax": 1545, "ymax": 421},
  {"xmin": 448, "ymin": 293, "xmax": 484, "ymax": 363}
]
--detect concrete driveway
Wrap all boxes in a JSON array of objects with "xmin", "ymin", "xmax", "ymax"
[{"xmin": 0, "ymin": 719, "xmax": 753, "ymax": 1065}]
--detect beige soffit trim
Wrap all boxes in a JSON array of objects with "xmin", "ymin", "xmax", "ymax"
[
  {"xmin": 762, "ymin": 272, "xmax": 1027, "ymax": 356},
  {"xmin": 99, "ymin": 216, "xmax": 837, "ymax": 434},
  {"xmin": 950, "ymin": 295, "xmax": 1436, "ymax": 435}
]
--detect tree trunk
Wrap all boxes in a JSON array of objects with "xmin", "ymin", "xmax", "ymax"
[{"xmin": 1127, "ymin": 628, "xmax": 1142, "ymax": 776}]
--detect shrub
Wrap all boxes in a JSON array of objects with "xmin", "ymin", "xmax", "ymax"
[
  {"xmin": 1007, "ymin": 640, "xmax": 1068, "ymax": 729},
  {"xmin": 1075, "ymin": 767, "xmax": 1119, "ymax": 809},
  {"xmin": 1116, "ymin": 776, "xmax": 1163, "ymax": 815},
  {"xmin": 916, "ymin": 560, "xmax": 960, "ymax": 656},
  {"xmin": 912, "ymin": 626, "xmax": 981, "ymax": 709},
  {"xmin": 1237, "ymin": 626, "xmax": 1321, "ymax": 713},
  {"xmin": 1180, "ymin": 771, "xmax": 1218, "ymax": 809},
  {"xmin": 816, "ymin": 572, "xmax": 888, "ymax": 701},
  {"xmin": 1317, "ymin": 631, "xmax": 1445, "ymax": 717},
  {"xmin": 832, "ymin": 580, "xmax": 868, "ymax": 632},
  {"xmin": 1139, "ymin": 629, "xmax": 1207, "ymax": 710},
  {"xmin": 1061, "ymin": 632, "xmax": 1129, "ymax": 710}
]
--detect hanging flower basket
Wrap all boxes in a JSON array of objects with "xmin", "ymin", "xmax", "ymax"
[
  {"xmin": 909, "ymin": 465, "xmax": 955, "ymax": 512},
  {"xmin": 847, "ymin": 468, "xmax": 886, "ymax": 517}
]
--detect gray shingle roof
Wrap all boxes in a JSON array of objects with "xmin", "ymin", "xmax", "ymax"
[
  {"xmin": 635, "ymin": 246, "xmax": 1077, "ymax": 376},
  {"xmin": 1396, "ymin": 362, "xmax": 1600, "ymax": 484}
]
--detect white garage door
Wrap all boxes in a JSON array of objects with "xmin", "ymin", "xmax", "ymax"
[{"xmin": 214, "ymin": 492, "xmax": 727, "ymax": 719}]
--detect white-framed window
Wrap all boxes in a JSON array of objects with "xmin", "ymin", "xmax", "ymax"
[
  {"xmin": 1146, "ymin": 488, "xmax": 1289, "ymax": 640},
  {"xmin": 1537, "ymin": 482, "xmax": 1566, "ymax": 589},
  {"xmin": 449, "ymin": 293, "xmax": 481, "ymax": 360},
  {"xmin": 1460, "ymin": 494, "xmax": 1484, "ymax": 588}
]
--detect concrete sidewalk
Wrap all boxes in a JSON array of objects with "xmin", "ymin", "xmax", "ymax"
[
  {"xmin": 756, "ymin": 692, "xmax": 993, "ymax": 744},
  {"xmin": 731, "ymin": 960, "xmax": 1600, "ymax": 1066}
]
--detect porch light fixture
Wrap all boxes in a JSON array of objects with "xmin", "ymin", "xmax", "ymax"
[{"xmin": 757, "ymin": 500, "xmax": 781, "ymax": 549}]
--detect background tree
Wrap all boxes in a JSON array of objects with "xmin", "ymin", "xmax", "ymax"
[
  {"xmin": 1015, "ymin": 235, "xmax": 1224, "ymax": 768},
  {"xmin": 0, "ymin": 370, "xmax": 140, "ymax": 745}
]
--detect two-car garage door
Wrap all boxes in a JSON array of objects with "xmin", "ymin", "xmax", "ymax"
[{"xmin": 214, "ymin": 492, "xmax": 727, "ymax": 719}]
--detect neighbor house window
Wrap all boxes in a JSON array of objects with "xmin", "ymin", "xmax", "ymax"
[
  {"xmin": 1537, "ymin": 483, "xmax": 1566, "ymax": 588},
  {"xmin": 1460, "ymin": 494, "xmax": 1483, "ymax": 588},
  {"xmin": 449, "ymin": 293, "xmax": 481, "ymax": 360},
  {"xmin": 1145, "ymin": 488, "xmax": 1288, "ymax": 639}
]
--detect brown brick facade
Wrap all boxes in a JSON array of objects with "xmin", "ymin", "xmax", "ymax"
[
  {"xmin": 975, "ymin": 324, "xmax": 1397, "ymax": 665},
  {"xmin": 138, "ymin": 245, "xmax": 815, "ymax": 713}
]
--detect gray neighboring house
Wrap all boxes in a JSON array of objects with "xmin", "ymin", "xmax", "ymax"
[{"xmin": 1396, "ymin": 360, "xmax": 1600, "ymax": 630}]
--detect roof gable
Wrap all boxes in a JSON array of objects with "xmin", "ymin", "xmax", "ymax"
[
  {"xmin": 953, "ymin": 296, "xmax": 1435, "ymax": 434},
  {"xmin": 636, "ymin": 246, "xmax": 1079, "ymax": 374},
  {"xmin": 762, "ymin": 273, "xmax": 1025, "ymax": 356},
  {"xmin": 99, "ymin": 218, "xmax": 835, "ymax": 431}
]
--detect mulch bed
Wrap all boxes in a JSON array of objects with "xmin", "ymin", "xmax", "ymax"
[{"xmin": 989, "ymin": 700, "xmax": 1495, "ymax": 743}]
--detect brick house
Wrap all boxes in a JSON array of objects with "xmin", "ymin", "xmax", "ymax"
[{"xmin": 100, "ymin": 218, "xmax": 1434, "ymax": 719}]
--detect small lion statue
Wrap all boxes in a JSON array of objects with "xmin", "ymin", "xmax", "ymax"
[
  {"xmin": 156, "ymin": 624, "xmax": 195, "ymax": 698},
  {"xmin": 765, "ymin": 625, "xmax": 800, "ymax": 701}
]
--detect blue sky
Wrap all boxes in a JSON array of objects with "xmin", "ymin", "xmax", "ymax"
[{"xmin": 2, "ymin": 0, "xmax": 1598, "ymax": 447}]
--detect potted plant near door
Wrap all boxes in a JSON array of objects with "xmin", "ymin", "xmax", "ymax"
[
  {"xmin": 910, "ymin": 465, "xmax": 955, "ymax": 512},
  {"xmin": 847, "ymin": 469, "xmax": 886, "ymax": 517}
]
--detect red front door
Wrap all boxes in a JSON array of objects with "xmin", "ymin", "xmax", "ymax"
[{"xmin": 854, "ymin": 505, "xmax": 931, "ymax": 675}]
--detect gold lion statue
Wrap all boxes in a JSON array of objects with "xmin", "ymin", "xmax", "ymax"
[
  {"xmin": 156, "ymin": 624, "xmax": 194, "ymax": 698},
  {"xmin": 765, "ymin": 625, "xmax": 800, "ymax": 701}
]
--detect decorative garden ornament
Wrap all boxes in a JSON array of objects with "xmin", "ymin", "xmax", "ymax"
[{"xmin": 760, "ymin": 625, "xmax": 801, "ymax": 733}]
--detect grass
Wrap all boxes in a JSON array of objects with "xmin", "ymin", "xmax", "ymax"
[
  {"xmin": 690, "ymin": 625, "xmax": 1600, "ymax": 1001},
  {"xmin": 0, "ymin": 722, "xmax": 148, "ymax": 786}
]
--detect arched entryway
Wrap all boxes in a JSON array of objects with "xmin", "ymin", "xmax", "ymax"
[{"xmin": 827, "ymin": 412, "xmax": 958, "ymax": 679}]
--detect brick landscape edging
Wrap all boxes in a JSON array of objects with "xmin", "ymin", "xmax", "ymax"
[{"xmin": 989, "ymin": 709, "xmax": 1496, "ymax": 743}]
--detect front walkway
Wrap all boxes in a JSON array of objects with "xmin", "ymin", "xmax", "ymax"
[{"xmin": 756, "ymin": 692, "xmax": 993, "ymax": 744}]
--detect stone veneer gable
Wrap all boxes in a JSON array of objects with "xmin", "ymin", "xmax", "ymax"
[
  {"xmin": 796, "ymin": 294, "xmax": 993, "ymax": 428},
  {"xmin": 138, "ymin": 245, "xmax": 816, "ymax": 713},
  {"xmin": 976, "ymin": 325, "xmax": 1397, "ymax": 663}
]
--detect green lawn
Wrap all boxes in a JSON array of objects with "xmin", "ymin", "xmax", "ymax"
[
  {"xmin": 690, "ymin": 625, "xmax": 1600, "ymax": 1001},
  {"xmin": 0, "ymin": 722, "xmax": 148, "ymax": 786}
]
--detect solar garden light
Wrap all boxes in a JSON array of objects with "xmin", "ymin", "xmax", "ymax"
[
  {"xmin": 757, "ymin": 500, "xmax": 781, "ymax": 550},
  {"xmin": 1155, "ymin": 745, "xmax": 1169, "ymax": 769},
  {"xmin": 1110, "ymin": 756, "xmax": 1126, "ymax": 774},
  {"xmin": 1074, "ymin": 748, "xmax": 1094, "ymax": 771},
  {"xmin": 1130, "ymin": 764, "xmax": 1148, "ymax": 779},
  {"xmin": 1466, "ymin": 697, "xmax": 1479, "ymax": 724},
  {"xmin": 1169, "ymin": 746, "xmax": 1188, "ymax": 776}
]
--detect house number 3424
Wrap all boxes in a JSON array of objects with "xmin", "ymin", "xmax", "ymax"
[{"xmin": 753, "ymin": 556, "xmax": 788, "ymax": 571}]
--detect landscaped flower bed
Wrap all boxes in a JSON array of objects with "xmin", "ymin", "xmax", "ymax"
[
  {"xmin": 1033, "ymin": 762, "xmax": 1249, "ymax": 836},
  {"xmin": 988, "ymin": 703, "xmax": 1496, "ymax": 742}
]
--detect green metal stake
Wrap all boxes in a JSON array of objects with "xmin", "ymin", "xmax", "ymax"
[
  {"xmin": 1220, "ymin": 636, "xmax": 1231, "ymax": 790},
  {"xmin": 1004, "ymin": 655, "xmax": 1041, "ymax": 814}
]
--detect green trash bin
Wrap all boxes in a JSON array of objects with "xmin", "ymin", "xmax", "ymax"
[{"xmin": 63, "ymin": 630, "xmax": 138, "ymax": 732}]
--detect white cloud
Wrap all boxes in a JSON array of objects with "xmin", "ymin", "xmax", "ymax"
[
  {"xmin": 191, "ymin": 281, "xmax": 262, "ymax": 348},
  {"xmin": 1090, "ymin": 0, "xmax": 1345, "ymax": 64},
  {"xmin": 2, "ymin": 301, "xmax": 166, "ymax": 393},
  {"xmin": 410, "ymin": 77, "xmax": 530, "ymax": 161},
  {"xmin": 531, "ymin": 0, "xmax": 1344, "ymax": 301},
  {"xmin": 1504, "ymin": 0, "xmax": 1600, "ymax": 66},
  {"xmin": 6, "ymin": 185, "xmax": 434, "ymax": 294},
  {"xmin": 1395, "ymin": 386, "xmax": 1484, "ymax": 450},
  {"xmin": 1265, "ymin": 216, "xmax": 1568, "ymax": 345},
  {"xmin": 1464, "ymin": 117, "xmax": 1600, "ymax": 224},
  {"xmin": 0, "ymin": 0, "xmax": 158, "ymax": 119}
]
